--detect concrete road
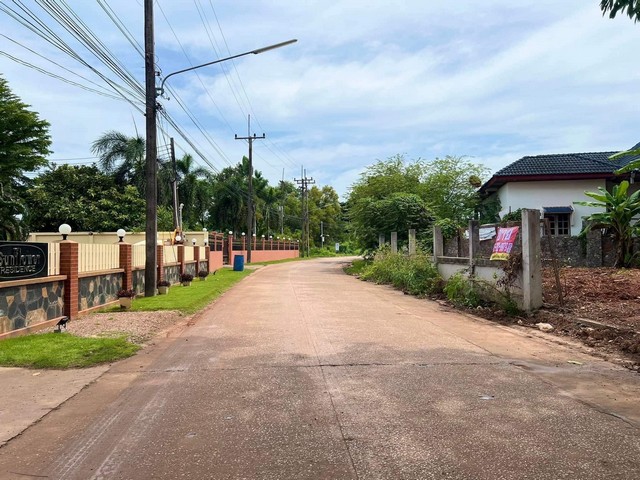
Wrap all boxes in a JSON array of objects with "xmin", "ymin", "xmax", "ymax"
[{"xmin": 1, "ymin": 258, "xmax": 639, "ymax": 479}]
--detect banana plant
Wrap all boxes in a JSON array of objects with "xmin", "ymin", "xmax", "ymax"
[{"xmin": 575, "ymin": 180, "xmax": 640, "ymax": 267}]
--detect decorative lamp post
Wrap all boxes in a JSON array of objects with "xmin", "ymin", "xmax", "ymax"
[
  {"xmin": 58, "ymin": 223, "xmax": 72, "ymax": 240},
  {"xmin": 117, "ymin": 228, "xmax": 126, "ymax": 243}
]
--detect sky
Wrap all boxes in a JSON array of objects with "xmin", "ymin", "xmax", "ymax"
[{"xmin": 1, "ymin": 1, "xmax": 639, "ymax": 199}]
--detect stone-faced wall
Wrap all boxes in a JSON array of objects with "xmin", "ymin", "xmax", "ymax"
[
  {"xmin": 78, "ymin": 272, "xmax": 123, "ymax": 311},
  {"xmin": 0, "ymin": 280, "xmax": 64, "ymax": 334},
  {"xmin": 163, "ymin": 264, "xmax": 180, "ymax": 285},
  {"xmin": 198, "ymin": 261, "xmax": 208, "ymax": 274},
  {"xmin": 185, "ymin": 262, "xmax": 197, "ymax": 277},
  {"xmin": 132, "ymin": 268, "xmax": 145, "ymax": 294}
]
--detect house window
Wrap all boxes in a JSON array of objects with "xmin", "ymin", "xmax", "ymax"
[{"xmin": 543, "ymin": 206, "xmax": 573, "ymax": 236}]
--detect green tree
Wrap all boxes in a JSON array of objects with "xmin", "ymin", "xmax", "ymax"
[
  {"xmin": 419, "ymin": 156, "xmax": 488, "ymax": 225},
  {"xmin": 575, "ymin": 180, "xmax": 640, "ymax": 267},
  {"xmin": 25, "ymin": 164, "xmax": 145, "ymax": 232},
  {"xmin": 0, "ymin": 76, "xmax": 51, "ymax": 240},
  {"xmin": 175, "ymin": 154, "xmax": 211, "ymax": 229},
  {"xmin": 600, "ymin": 0, "xmax": 640, "ymax": 22},
  {"xmin": 348, "ymin": 154, "xmax": 487, "ymax": 250},
  {"xmin": 91, "ymin": 130, "xmax": 146, "ymax": 193}
]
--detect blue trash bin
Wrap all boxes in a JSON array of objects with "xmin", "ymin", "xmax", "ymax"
[{"xmin": 233, "ymin": 254, "xmax": 245, "ymax": 271}]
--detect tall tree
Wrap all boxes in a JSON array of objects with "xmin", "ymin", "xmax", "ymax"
[
  {"xmin": 91, "ymin": 130, "xmax": 146, "ymax": 193},
  {"xmin": 600, "ymin": 0, "xmax": 640, "ymax": 22},
  {"xmin": 175, "ymin": 153, "xmax": 211, "ymax": 229},
  {"xmin": 25, "ymin": 164, "xmax": 145, "ymax": 232},
  {"xmin": 0, "ymin": 75, "xmax": 51, "ymax": 240}
]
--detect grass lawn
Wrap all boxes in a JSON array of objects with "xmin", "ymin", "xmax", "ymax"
[
  {"xmin": 115, "ymin": 267, "xmax": 253, "ymax": 314},
  {"xmin": 0, "ymin": 333, "xmax": 139, "ymax": 369}
]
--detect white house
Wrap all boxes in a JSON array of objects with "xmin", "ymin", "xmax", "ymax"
[{"xmin": 479, "ymin": 143, "xmax": 640, "ymax": 236}]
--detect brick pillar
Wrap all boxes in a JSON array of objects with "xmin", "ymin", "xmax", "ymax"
[
  {"xmin": 262, "ymin": 237, "xmax": 266, "ymax": 250},
  {"xmin": 270, "ymin": 238, "xmax": 273, "ymax": 250},
  {"xmin": 178, "ymin": 245, "xmax": 185, "ymax": 274},
  {"xmin": 194, "ymin": 246, "xmax": 201, "ymax": 273},
  {"xmin": 59, "ymin": 240, "xmax": 79, "ymax": 320},
  {"xmin": 205, "ymin": 246, "xmax": 211, "ymax": 272},
  {"xmin": 242, "ymin": 236, "xmax": 246, "ymax": 252},
  {"xmin": 156, "ymin": 245, "xmax": 164, "ymax": 284},
  {"xmin": 227, "ymin": 235, "xmax": 233, "ymax": 265},
  {"xmin": 119, "ymin": 243, "xmax": 132, "ymax": 291}
]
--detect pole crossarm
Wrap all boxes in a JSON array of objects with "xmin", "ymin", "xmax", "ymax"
[{"xmin": 157, "ymin": 39, "xmax": 297, "ymax": 97}]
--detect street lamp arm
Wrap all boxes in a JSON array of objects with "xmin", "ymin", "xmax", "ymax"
[{"xmin": 157, "ymin": 38, "xmax": 297, "ymax": 96}]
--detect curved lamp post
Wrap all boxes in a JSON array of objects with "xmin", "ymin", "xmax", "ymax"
[{"xmin": 143, "ymin": 36, "xmax": 297, "ymax": 297}]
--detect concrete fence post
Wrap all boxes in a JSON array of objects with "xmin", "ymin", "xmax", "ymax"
[
  {"xmin": 521, "ymin": 208, "xmax": 543, "ymax": 311},
  {"xmin": 378, "ymin": 233, "xmax": 385, "ymax": 248},
  {"xmin": 408, "ymin": 229, "xmax": 416, "ymax": 256},
  {"xmin": 391, "ymin": 232, "xmax": 398, "ymax": 254},
  {"xmin": 433, "ymin": 225, "xmax": 443, "ymax": 264},
  {"xmin": 468, "ymin": 220, "xmax": 480, "ymax": 270},
  {"xmin": 119, "ymin": 242, "xmax": 133, "ymax": 291},
  {"xmin": 59, "ymin": 240, "xmax": 79, "ymax": 320}
]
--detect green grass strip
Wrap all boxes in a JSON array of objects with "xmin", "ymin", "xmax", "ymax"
[
  {"xmin": 0, "ymin": 333, "xmax": 140, "ymax": 369},
  {"xmin": 120, "ymin": 267, "xmax": 253, "ymax": 314}
]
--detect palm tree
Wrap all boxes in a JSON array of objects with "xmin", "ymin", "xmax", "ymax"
[
  {"xmin": 600, "ymin": 0, "xmax": 640, "ymax": 22},
  {"xmin": 175, "ymin": 154, "xmax": 211, "ymax": 229},
  {"xmin": 91, "ymin": 131, "xmax": 145, "ymax": 193}
]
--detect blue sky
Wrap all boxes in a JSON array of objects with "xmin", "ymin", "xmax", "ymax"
[{"xmin": 1, "ymin": 1, "xmax": 639, "ymax": 198}]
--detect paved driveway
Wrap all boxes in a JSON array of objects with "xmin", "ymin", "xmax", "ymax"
[{"xmin": 1, "ymin": 258, "xmax": 639, "ymax": 479}]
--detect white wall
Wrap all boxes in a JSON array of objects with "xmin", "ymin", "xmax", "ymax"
[{"xmin": 498, "ymin": 179, "xmax": 606, "ymax": 236}]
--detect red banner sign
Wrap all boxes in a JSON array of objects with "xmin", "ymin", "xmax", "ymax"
[{"xmin": 490, "ymin": 227, "xmax": 519, "ymax": 261}]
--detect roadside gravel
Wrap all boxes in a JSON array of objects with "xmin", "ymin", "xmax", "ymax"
[{"xmin": 65, "ymin": 310, "xmax": 187, "ymax": 345}]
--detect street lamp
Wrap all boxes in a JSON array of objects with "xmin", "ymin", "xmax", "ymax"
[
  {"xmin": 58, "ymin": 223, "xmax": 71, "ymax": 240},
  {"xmin": 117, "ymin": 229, "xmax": 126, "ymax": 242},
  {"xmin": 143, "ymin": 25, "xmax": 297, "ymax": 296},
  {"xmin": 156, "ymin": 39, "xmax": 298, "ymax": 97}
]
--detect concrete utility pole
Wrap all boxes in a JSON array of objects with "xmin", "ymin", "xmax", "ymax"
[
  {"xmin": 144, "ymin": 0, "xmax": 158, "ymax": 297},
  {"xmin": 235, "ymin": 115, "xmax": 265, "ymax": 264},
  {"xmin": 170, "ymin": 137, "xmax": 179, "ymax": 231},
  {"xmin": 294, "ymin": 169, "xmax": 314, "ymax": 257}
]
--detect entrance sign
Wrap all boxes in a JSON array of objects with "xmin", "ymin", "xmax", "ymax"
[
  {"xmin": 490, "ymin": 227, "xmax": 519, "ymax": 261},
  {"xmin": 0, "ymin": 242, "xmax": 49, "ymax": 281}
]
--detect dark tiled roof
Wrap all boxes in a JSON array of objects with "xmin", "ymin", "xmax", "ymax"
[
  {"xmin": 479, "ymin": 143, "xmax": 640, "ymax": 194},
  {"xmin": 493, "ymin": 150, "xmax": 637, "ymax": 176}
]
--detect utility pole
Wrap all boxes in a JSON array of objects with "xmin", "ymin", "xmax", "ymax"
[
  {"xmin": 170, "ymin": 137, "xmax": 179, "ymax": 231},
  {"xmin": 235, "ymin": 115, "xmax": 264, "ymax": 264},
  {"xmin": 294, "ymin": 169, "xmax": 314, "ymax": 257},
  {"xmin": 144, "ymin": 0, "xmax": 157, "ymax": 297}
]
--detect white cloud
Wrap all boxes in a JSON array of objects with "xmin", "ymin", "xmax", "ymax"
[{"xmin": 1, "ymin": 1, "xmax": 638, "ymax": 199}]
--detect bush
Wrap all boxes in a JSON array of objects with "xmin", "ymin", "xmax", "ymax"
[
  {"xmin": 116, "ymin": 289, "xmax": 135, "ymax": 298},
  {"xmin": 180, "ymin": 273, "xmax": 194, "ymax": 283},
  {"xmin": 157, "ymin": 280, "xmax": 171, "ymax": 287},
  {"xmin": 443, "ymin": 273, "xmax": 482, "ymax": 308},
  {"xmin": 359, "ymin": 248, "xmax": 442, "ymax": 296},
  {"xmin": 197, "ymin": 270, "xmax": 209, "ymax": 279}
]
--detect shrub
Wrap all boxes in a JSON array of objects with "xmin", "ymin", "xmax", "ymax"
[
  {"xmin": 443, "ymin": 273, "xmax": 482, "ymax": 308},
  {"xmin": 157, "ymin": 280, "xmax": 171, "ymax": 287},
  {"xmin": 359, "ymin": 248, "xmax": 442, "ymax": 296},
  {"xmin": 116, "ymin": 289, "xmax": 135, "ymax": 298},
  {"xmin": 197, "ymin": 270, "xmax": 209, "ymax": 278},
  {"xmin": 180, "ymin": 273, "xmax": 194, "ymax": 283}
]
